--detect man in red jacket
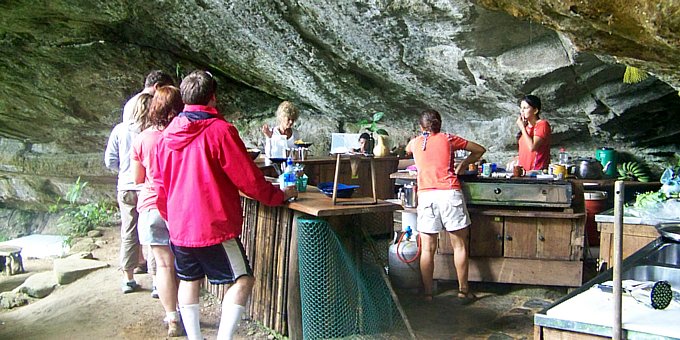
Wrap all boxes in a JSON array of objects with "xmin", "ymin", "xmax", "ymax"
[{"xmin": 153, "ymin": 70, "xmax": 297, "ymax": 340}]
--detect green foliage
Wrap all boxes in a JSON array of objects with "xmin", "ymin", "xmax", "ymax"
[
  {"xmin": 49, "ymin": 177, "xmax": 114, "ymax": 246},
  {"xmin": 633, "ymin": 191, "xmax": 667, "ymax": 209},
  {"xmin": 623, "ymin": 65, "xmax": 648, "ymax": 84},
  {"xmin": 175, "ymin": 62, "xmax": 185, "ymax": 82},
  {"xmin": 357, "ymin": 111, "xmax": 389, "ymax": 136}
]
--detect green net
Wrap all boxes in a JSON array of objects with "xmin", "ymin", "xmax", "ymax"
[{"xmin": 297, "ymin": 217, "xmax": 411, "ymax": 339}]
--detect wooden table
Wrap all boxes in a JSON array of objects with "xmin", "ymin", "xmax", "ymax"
[{"xmin": 205, "ymin": 185, "xmax": 402, "ymax": 339}]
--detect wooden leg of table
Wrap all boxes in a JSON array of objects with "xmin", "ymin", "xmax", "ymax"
[{"xmin": 287, "ymin": 212, "xmax": 303, "ymax": 340}]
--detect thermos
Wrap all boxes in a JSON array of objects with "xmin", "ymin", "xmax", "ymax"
[
  {"xmin": 403, "ymin": 182, "xmax": 418, "ymax": 208},
  {"xmin": 595, "ymin": 147, "xmax": 617, "ymax": 178}
]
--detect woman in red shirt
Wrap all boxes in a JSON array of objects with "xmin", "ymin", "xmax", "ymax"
[{"xmin": 516, "ymin": 95, "xmax": 551, "ymax": 170}]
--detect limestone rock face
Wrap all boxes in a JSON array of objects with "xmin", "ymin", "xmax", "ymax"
[
  {"xmin": 0, "ymin": 0, "xmax": 678, "ymax": 225},
  {"xmin": 478, "ymin": 0, "xmax": 680, "ymax": 89}
]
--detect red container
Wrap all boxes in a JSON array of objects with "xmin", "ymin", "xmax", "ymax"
[{"xmin": 584, "ymin": 191, "xmax": 608, "ymax": 246}]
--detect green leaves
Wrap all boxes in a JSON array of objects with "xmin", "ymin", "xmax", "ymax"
[
  {"xmin": 359, "ymin": 111, "xmax": 389, "ymax": 136},
  {"xmin": 51, "ymin": 177, "xmax": 114, "ymax": 246}
]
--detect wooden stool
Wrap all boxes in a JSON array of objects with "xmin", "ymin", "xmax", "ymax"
[{"xmin": 0, "ymin": 245, "xmax": 24, "ymax": 276}]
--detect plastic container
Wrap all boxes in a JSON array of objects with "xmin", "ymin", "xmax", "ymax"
[
  {"xmin": 584, "ymin": 191, "xmax": 609, "ymax": 246},
  {"xmin": 558, "ymin": 148, "xmax": 569, "ymax": 165}
]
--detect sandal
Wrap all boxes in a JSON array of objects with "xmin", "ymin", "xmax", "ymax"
[{"xmin": 456, "ymin": 290, "xmax": 477, "ymax": 305}]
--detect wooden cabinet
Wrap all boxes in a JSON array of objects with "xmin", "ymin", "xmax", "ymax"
[
  {"xmin": 597, "ymin": 222, "xmax": 658, "ymax": 270},
  {"xmin": 435, "ymin": 209, "xmax": 585, "ymax": 287},
  {"xmin": 469, "ymin": 215, "xmax": 503, "ymax": 257},
  {"xmin": 441, "ymin": 215, "xmax": 575, "ymax": 261}
]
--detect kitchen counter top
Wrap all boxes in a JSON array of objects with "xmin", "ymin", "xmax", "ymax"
[
  {"xmin": 536, "ymin": 283, "xmax": 680, "ymax": 338},
  {"xmin": 535, "ymin": 238, "xmax": 680, "ymax": 339},
  {"xmin": 286, "ymin": 186, "xmax": 402, "ymax": 217},
  {"xmin": 243, "ymin": 181, "xmax": 402, "ymax": 217},
  {"xmin": 595, "ymin": 207, "xmax": 680, "ymax": 225}
]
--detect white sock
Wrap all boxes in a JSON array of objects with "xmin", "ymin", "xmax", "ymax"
[
  {"xmin": 179, "ymin": 304, "xmax": 202, "ymax": 340},
  {"xmin": 216, "ymin": 303, "xmax": 245, "ymax": 340},
  {"xmin": 165, "ymin": 311, "xmax": 179, "ymax": 323}
]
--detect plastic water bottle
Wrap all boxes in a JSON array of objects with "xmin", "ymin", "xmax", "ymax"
[
  {"xmin": 558, "ymin": 148, "xmax": 569, "ymax": 165},
  {"xmin": 280, "ymin": 157, "xmax": 297, "ymax": 191}
]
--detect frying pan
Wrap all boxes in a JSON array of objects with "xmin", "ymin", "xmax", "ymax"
[{"xmin": 656, "ymin": 223, "xmax": 680, "ymax": 242}]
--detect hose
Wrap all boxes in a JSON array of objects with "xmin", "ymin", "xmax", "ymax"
[{"xmin": 396, "ymin": 231, "xmax": 421, "ymax": 264}]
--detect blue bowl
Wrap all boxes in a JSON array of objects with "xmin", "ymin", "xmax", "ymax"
[{"xmin": 317, "ymin": 182, "xmax": 360, "ymax": 198}]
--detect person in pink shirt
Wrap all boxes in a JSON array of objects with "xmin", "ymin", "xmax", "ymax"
[
  {"xmin": 516, "ymin": 95, "xmax": 551, "ymax": 170},
  {"xmin": 131, "ymin": 85, "xmax": 183, "ymax": 337},
  {"xmin": 153, "ymin": 70, "xmax": 297, "ymax": 340},
  {"xmin": 406, "ymin": 109, "xmax": 485, "ymax": 303}
]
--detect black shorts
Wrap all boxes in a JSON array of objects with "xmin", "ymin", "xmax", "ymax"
[{"xmin": 170, "ymin": 238, "xmax": 253, "ymax": 285}]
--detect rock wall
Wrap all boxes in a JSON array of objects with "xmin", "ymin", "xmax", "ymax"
[{"xmin": 0, "ymin": 0, "xmax": 678, "ymax": 235}]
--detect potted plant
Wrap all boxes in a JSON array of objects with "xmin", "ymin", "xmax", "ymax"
[{"xmin": 358, "ymin": 111, "xmax": 389, "ymax": 156}]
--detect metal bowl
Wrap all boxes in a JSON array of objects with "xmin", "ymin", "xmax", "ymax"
[{"xmin": 294, "ymin": 142, "xmax": 313, "ymax": 148}]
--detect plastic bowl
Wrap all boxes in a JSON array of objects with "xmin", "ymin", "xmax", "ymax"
[{"xmin": 317, "ymin": 182, "xmax": 359, "ymax": 198}]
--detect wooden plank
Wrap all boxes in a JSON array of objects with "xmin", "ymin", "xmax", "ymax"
[
  {"xmin": 468, "ymin": 207, "xmax": 585, "ymax": 219},
  {"xmin": 469, "ymin": 214, "xmax": 503, "ymax": 257},
  {"xmin": 537, "ymin": 218, "xmax": 573, "ymax": 260},
  {"xmin": 287, "ymin": 212, "xmax": 303, "ymax": 340},
  {"xmin": 433, "ymin": 255, "xmax": 583, "ymax": 287},
  {"xmin": 598, "ymin": 222, "xmax": 658, "ymax": 238},
  {"xmin": 504, "ymin": 217, "xmax": 537, "ymax": 259},
  {"xmin": 287, "ymin": 192, "xmax": 402, "ymax": 217}
]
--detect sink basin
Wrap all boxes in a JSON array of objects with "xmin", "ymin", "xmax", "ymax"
[
  {"xmin": 622, "ymin": 265, "xmax": 680, "ymax": 287},
  {"xmin": 645, "ymin": 242, "xmax": 680, "ymax": 266}
]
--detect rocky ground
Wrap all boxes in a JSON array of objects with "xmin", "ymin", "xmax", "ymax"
[{"xmin": 0, "ymin": 225, "xmax": 569, "ymax": 339}]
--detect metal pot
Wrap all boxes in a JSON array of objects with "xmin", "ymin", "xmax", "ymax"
[
  {"xmin": 570, "ymin": 157, "xmax": 604, "ymax": 179},
  {"xmin": 656, "ymin": 223, "xmax": 680, "ymax": 242}
]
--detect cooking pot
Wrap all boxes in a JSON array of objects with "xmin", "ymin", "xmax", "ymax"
[
  {"xmin": 570, "ymin": 157, "xmax": 605, "ymax": 179},
  {"xmin": 656, "ymin": 223, "xmax": 680, "ymax": 242}
]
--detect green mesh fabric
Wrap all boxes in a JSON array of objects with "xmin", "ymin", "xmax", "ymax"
[{"xmin": 297, "ymin": 217, "xmax": 409, "ymax": 339}]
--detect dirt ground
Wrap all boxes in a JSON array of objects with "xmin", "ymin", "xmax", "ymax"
[
  {"xmin": 0, "ymin": 226, "xmax": 272, "ymax": 340},
  {"xmin": 0, "ymin": 225, "xmax": 568, "ymax": 339}
]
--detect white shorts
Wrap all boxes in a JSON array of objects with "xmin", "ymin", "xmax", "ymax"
[
  {"xmin": 416, "ymin": 189, "xmax": 471, "ymax": 234},
  {"xmin": 137, "ymin": 209, "xmax": 171, "ymax": 246}
]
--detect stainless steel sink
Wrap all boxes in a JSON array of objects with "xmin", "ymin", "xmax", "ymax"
[
  {"xmin": 645, "ymin": 242, "xmax": 680, "ymax": 266},
  {"xmin": 622, "ymin": 265, "xmax": 680, "ymax": 287}
]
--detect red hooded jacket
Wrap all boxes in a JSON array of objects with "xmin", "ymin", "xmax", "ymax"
[{"xmin": 153, "ymin": 105, "xmax": 285, "ymax": 247}]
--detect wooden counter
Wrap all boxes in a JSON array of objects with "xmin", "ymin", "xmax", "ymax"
[
  {"xmin": 257, "ymin": 155, "xmax": 400, "ymax": 199},
  {"xmin": 391, "ymin": 171, "xmax": 587, "ymax": 287},
  {"xmin": 205, "ymin": 185, "xmax": 402, "ymax": 339}
]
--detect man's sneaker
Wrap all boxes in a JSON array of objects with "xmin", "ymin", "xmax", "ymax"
[
  {"xmin": 151, "ymin": 286, "xmax": 159, "ymax": 299},
  {"xmin": 122, "ymin": 280, "xmax": 140, "ymax": 294}
]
